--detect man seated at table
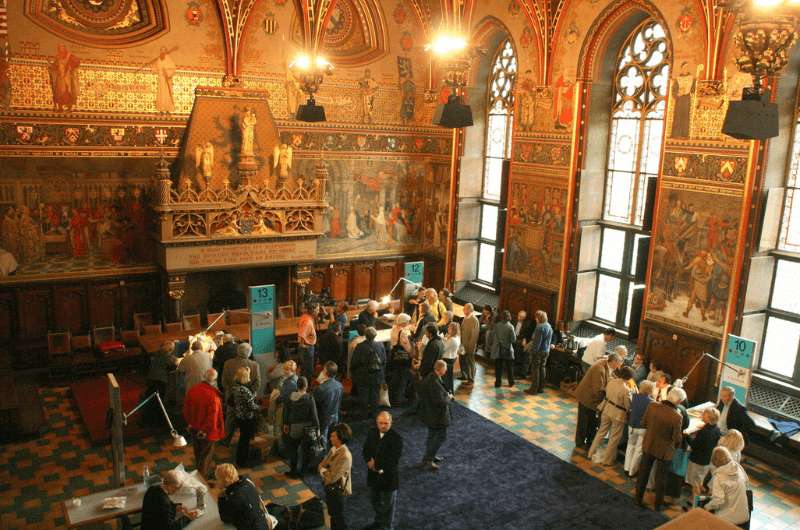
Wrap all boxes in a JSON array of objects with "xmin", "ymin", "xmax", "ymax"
[
  {"xmin": 357, "ymin": 300, "xmax": 379, "ymax": 329},
  {"xmin": 141, "ymin": 470, "xmax": 198, "ymax": 530}
]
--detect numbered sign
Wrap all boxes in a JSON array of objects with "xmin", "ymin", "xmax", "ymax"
[
  {"xmin": 403, "ymin": 261, "xmax": 424, "ymax": 299},
  {"xmin": 248, "ymin": 284, "xmax": 275, "ymax": 355},
  {"xmin": 720, "ymin": 334, "xmax": 756, "ymax": 404}
]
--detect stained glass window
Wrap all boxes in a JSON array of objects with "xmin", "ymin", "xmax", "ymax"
[
  {"xmin": 475, "ymin": 39, "xmax": 516, "ymax": 287},
  {"xmin": 603, "ymin": 20, "xmax": 669, "ymax": 225},
  {"xmin": 593, "ymin": 20, "xmax": 669, "ymax": 330}
]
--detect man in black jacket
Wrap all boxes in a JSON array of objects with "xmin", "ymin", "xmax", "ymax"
[
  {"xmin": 414, "ymin": 302, "xmax": 435, "ymax": 342},
  {"xmin": 213, "ymin": 334, "xmax": 238, "ymax": 395},
  {"xmin": 419, "ymin": 323, "xmax": 444, "ymax": 378},
  {"xmin": 351, "ymin": 327, "xmax": 386, "ymax": 419},
  {"xmin": 363, "ymin": 411, "xmax": 403, "ymax": 530},
  {"xmin": 419, "ymin": 360, "xmax": 452, "ymax": 471},
  {"xmin": 717, "ymin": 386, "xmax": 756, "ymax": 442},
  {"xmin": 141, "ymin": 470, "xmax": 196, "ymax": 530},
  {"xmin": 512, "ymin": 310, "xmax": 534, "ymax": 376}
]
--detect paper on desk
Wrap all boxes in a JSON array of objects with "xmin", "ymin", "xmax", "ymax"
[
  {"xmin": 101, "ymin": 496, "xmax": 126, "ymax": 510},
  {"xmin": 173, "ymin": 464, "xmax": 206, "ymax": 494}
]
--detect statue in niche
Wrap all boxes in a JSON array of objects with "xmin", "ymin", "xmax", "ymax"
[
  {"xmin": 671, "ymin": 62, "xmax": 701, "ymax": 138},
  {"xmin": 195, "ymin": 142, "xmax": 215, "ymax": 187},
  {"xmin": 49, "ymin": 44, "xmax": 80, "ymax": 112},
  {"xmin": 150, "ymin": 47, "xmax": 177, "ymax": 114},
  {"xmin": 358, "ymin": 68, "xmax": 379, "ymax": 123},
  {"xmin": 240, "ymin": 107, "xmax": 257, "ymax": 157},
  {"xmin": 272, "ymin": 143, "xmax": 293, "ymax": 188}
]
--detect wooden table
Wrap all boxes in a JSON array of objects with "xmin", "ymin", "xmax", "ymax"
[{"xmin": 63, "ymin": 476, "xmax": 233, "ymax": 529}]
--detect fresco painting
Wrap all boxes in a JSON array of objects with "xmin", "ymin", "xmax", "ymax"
[
  {"xmin": 503, "ymin": 175, "xmax": 567, "ymax": 289},
  {"xmin": 645, "ymin": 185, "xmax": 741, "ymax": 336}
]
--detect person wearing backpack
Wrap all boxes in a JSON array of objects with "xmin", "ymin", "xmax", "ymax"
[
  {"xmin": 282, "ymin": 376, "xmax": 320, "ymax": 478},
  {"xmin": 351, "ymin": 326, "xmax": 386, "ymax": 419}
]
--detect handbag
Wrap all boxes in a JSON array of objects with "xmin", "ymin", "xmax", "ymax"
[{"xmin": 671, "ymin": 446, "xmax": 689, "ymax": 476}]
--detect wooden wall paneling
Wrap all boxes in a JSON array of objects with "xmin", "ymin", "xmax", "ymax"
[
  {"xmin": 52, "ymin": 285, "xmax": 88, "ymax": 335},
  {"xmin": 527, "ymin": 290, "xmax": 557, "ymax": 321},
  {"xmin": 501, "ymin": 283, "xmax": 528, "ymax": 315},
  {"xmin": 310, "ymin": 266, "xmax": 328, "ymax": 296},
  {"xmin": 642, "ymin": 324, "xmax": 718, "ymax": 403},
  {"xmin": 353, "ymin": 262, "xmax": 373, "ymax": 301},
  {"xmin": 375, "ymin": 261, "xmax": 398, "ymax": 300},
  {"xmin": 123, "ymin": 278, "xmax": 157, "ymax": 329},
  {"xmin": 16, "ymin": 288, "xmax": 51, "ymax": 340},
  {"xmin": 331, "ymin": 265, "xmax": 351, "ymax": 303},
  {"xmin": 0, "ymin": 291, "xmax": 13, "ymax": 342},
  {"xmin": 424, "ymin": 257, "xmax": 444, "ymax": 290},
  {"xmin": 88, "ymin": 283, "xmax": 120, "ymax": 329}
]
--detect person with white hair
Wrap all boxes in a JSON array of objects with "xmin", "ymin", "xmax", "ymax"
[
  {"xmin": 213, "ymin": 333, "xmax": 239, "ymax": 394},
  {"xmin": 141, "ymin": 470, "xmax": 198, "ymax": 529},
  {"xmin": 388, "ymin": 313, "xmax": 414, "ymax": 406},
  {"xmin": 222, "ymin": 342, "xmax": 261, "ymax": 444},
  {"xmin": 624, "ymin": 379, "xmax": 655, "ymax": 477},
  {"xmin": 702, "ymin": 446, "xmax": 751, "ymax": 526},
  {"xmin": 179, "ymin": 339, "xmax": 213, "ymax": 392},
  {"xmin": 634, "ymin": 386, "xmax": 687, "ymax": 511},
  {"xmin": 357, "ymin": 300, "xmax": 380, "ymax": 329},
  {"xmin": 183, "ymin": 368, "xmax": 225, "ymax": 478}
]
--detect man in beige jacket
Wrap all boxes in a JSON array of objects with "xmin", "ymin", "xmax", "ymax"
[
  {"xmin": 459, "ymin": 303, "xmax": 479, "ymax": 384},
  {"xmin": 574, "ymin": 352, "xmax": 622, "ymax": 448},
  {"xmin": 588, "ymin": 365, "xmax": 634, "ymax": 465}
]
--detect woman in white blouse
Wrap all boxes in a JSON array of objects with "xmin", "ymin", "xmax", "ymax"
[{"xmin": 442, "ymin": 322, "xmax": 461, "ymax": 394}]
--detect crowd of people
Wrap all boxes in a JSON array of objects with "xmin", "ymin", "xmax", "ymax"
[{"xmin": 140, "ymin": 286, "xmax": 759, "ymax": 529}]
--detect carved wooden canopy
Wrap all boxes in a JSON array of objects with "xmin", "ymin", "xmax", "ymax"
[{"xmin": 24, "ymin": 0, "xmax": 170, "ymax": 47}]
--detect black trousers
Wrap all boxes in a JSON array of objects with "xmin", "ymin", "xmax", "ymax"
[
  {"xmin": 636, "ymin": 452, "xmax": 670, "ymax": 507},
  {"xmin": 575, "ymin": 403, "xmax": 599, "ymax": 447},
  {"xmin": 235, "ymin": 417, "xmax": 257, "ymax": 467},
  {"xmin": 325, "ymin": 487, "xmax": 347, "ymax": 530},
  {"xmin": 443, "ymin": 358, "xmax": 455, "ymax": 393},
  {"xmin": 494, "ymin": 359, "xmax": 514, "ymax": 386}
]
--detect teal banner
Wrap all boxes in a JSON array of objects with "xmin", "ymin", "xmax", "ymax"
[
  {"xmin": 404, "ymin": 261, "xmax": 425, "ymax": 301},
  {"xmin": 720, "ymin": 334, "xmax": 756, "ymax": 404},
  {"xmin": 248, "ymin": 284, "xmax": 275, "ymax": 356}
]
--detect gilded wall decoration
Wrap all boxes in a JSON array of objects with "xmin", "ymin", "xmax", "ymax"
[
  {"xmin": 278, "ymin": 130, "xmax": 452, "ymax": 156},
  {"xmin": 0, "ymin": 122, "xmax": 184, "ymax": 150},
  {"xmin": 504, "ymin": 174, "xmax": 567, "ymax": 290},
  {"xmin": 517, "ymin": 78, "xmax": 575, "ymax": 134},
  {"xmin": 290, "ymin": 0, "xmax": 388, "ymax": 67},
  {"xmin": 514, "ymin": 140, "xmax": 570, "ymax": 166},
  {"xmin": 645, "ymin": 183, "xmax": 742, "ymax": 337},
  {"xmin": 668, "ymin": 62, "xmax": 734, "ymax": 140},
  {"xmin": 397, "ymin": 56, "xmax": 415, "ymax": 124},
  {"xmin": 24, "ymin": 0, "xmax": 170, "ymax": 48},
  {"xmin": 662, "ymin": 151, "xmax": 746, "ymax": 184},
  {"xmin": 0, "ymin": 161, "xmax": 157, "ymax": 279},
  {"xmin": 292, "ymin": 157, "xmax": 450, "ymax": 259}
]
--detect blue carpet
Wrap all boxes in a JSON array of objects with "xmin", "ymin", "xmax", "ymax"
[{"xmin": 305, "ymin": 403, "xmax": 669, "ymax": 529}]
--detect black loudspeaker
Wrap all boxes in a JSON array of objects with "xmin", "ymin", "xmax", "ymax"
[
  {"xmin": 628, "ymin": 286, "xmax": 645, "ymax": 340},
  {"xmin": 722, "ymin": 88, "xmax": 778, "ymax": 140},
  {"xmin": 641, "ymin": 176, "xmax": 658, "ymax": 232},
  {"xmin": 296, "ymin": 98, "xmax": 326, "ymax": 122},
  {"xmin": 433, "ymin": 95, "xmax": 473, "ymax": 128},
  {"xmin": 634, "ymin": 235, "xmax": 650, "ymax": 284}
]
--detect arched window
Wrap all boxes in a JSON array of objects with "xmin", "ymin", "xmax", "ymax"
[
  {"xmin": 477, "ymin": 39, "xmax": 517, "ymax": 285},
  {"xmin": 594, "ymin": 20, "xmax": 670, "ymax": 328}
]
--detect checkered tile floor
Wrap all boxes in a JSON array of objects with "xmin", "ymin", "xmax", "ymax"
[{"xmin": 1, "ymin": 363, "xmax": 798, "ymax": 529}]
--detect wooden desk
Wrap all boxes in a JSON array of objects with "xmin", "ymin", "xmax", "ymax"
[
  {"xmin": 63, "ymin": 476, "xmax": 233, "ymax": 529},
  {"xmin": 138, "ymin": 317, "xmax": 330, "ymax": 354}
]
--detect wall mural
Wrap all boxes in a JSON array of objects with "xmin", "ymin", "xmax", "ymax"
[
  {"xmin": 504, "ymin": 174, "xmax": 567, "ymax": 290},
  {"xmin": 293, "ymin": 157, "xmax": 450, "ymax": 258},
  {"xmin": 645, "ymin": 184, "xmax": 741, "ymax": 337},
  {"xmin": 0, "ymin": 162, "xmax": 156, "ymax": 278}
]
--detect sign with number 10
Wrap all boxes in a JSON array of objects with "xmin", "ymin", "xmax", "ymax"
[{"xmin": 720, "ymin": 334, "xmax": 756, "ymax": 404}]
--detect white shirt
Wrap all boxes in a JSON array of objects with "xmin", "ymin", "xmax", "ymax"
[
  {"xmin": 581, "ymin": 334, "xmax": 608, "ymax": 365},
  {"xmin": 442, "ymin": 335, "xmax": 461, "ymax": 360}
]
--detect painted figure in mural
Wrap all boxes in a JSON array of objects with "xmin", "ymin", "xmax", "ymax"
[
  {"xmin": 272, "ymin": 144, "xmax": 293, "ymax": 188},
  {"xmin": 49, "ymin": 44, "xmax": 80, "ymax": 112},
  {"xmin": 400, "ymin": 78, "xmax": 415, "ymax": 124},
  {"xmin": 151, "ymin": 47, "xmax": 177, "ymax": 114},
  {"xmin": 358, "ymin": 68, "xmax": 379, "ymax": 124},
  {"xmin": 372, "ymin": 205, "xmax": 389, "ymax": 243},
  {"xmin": 69, "ymin": 207, "xmax": 88, "ymax": 258},
  {"xmin": 671, "ymin": 62, "xmax": 700, "ymax": 138},
  {"xmin": 553, "ymin": 75, "xmax": 574, "ymax": 130},
  {"xmin": 683, "ymin": 250, "xmax": 713, "ymax": 321},
  {"xmin": 346, "ymin": 206, "xmax": 364, "ymax": 239},
  {"xmin": 0, "ymin": 54, "xmax": 11, "ymax": 109},
  {"xmin": 286, "ymin": 67, "xmax": 303, "ymax": 118},
  {"xmin": 1, "ymin": 207, "xmax": 20, "ymax": 260},
  {"xmin": 240, "ymin": 107, "xmax": 257, "ymax": 157},
  {"xmin": 18, "ymin": 206, "xmax": 44, "ymax": 264},
  {"xmin": 195, "ymin": 142, "xmax": 215, "ymax": 186}
]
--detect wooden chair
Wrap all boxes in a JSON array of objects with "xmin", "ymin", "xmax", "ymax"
[
  {"xmin": 182, "ymin": 314, "xmax": 201, "ymax": 331},
  {"xmin": 92, "ymin": 325, "xmax": 115, "ymax": 346},
  {"xmin": 206, "ymin": 312, "xmax": 226, "ymax": 331},
  {"xmin": 278, "ymin": 305, "xmax": 295, "ymax": 319},
  {"xmin": 70, "ymin": 334, "xmax": 96, "ymax": 376},
  {"xmin": 132, "ymin": 312, "xmax": 153, "ymax": 334},
  {"xmin": 163, "ymin": 322, "xmax": 182, "ymax": 333},
  {"xmin": 47, "ymin": 331, "xmax": 72, "ymax": 380},
  {"xmin": 110, "ymin": 330, "xmax": 143, "ymax": 370},
  {"xmin": 143, "ymin": 323, "xmax": 163, "ymax": 335},
  {"xmin": 227, "ymin": 309, "xmax": 250, "ymax": 325},
  {"xmin": 120, "ymin": 329, "xmax": 140, "ymax": 347}
]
